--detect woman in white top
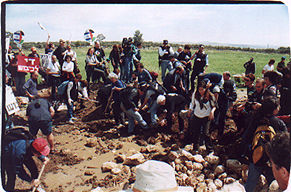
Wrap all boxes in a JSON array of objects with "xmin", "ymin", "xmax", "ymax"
[
  {"xmin": 85, "ymin": 47, "xmax": 101, "ymax": 84},
  {"xmin": 187, "ymin": 80, "xmax": 217, "ymax": 150},
  {"xmin": 63, "ymin": 45, "xmax": 77, "ymax": 62},
  {"xmin": 262, "ymin": 59, "xmax": 275, "ymax": 76},
  {"xmin": 62, "ymin": 55, "xmax": 75, "ymax": 81}
]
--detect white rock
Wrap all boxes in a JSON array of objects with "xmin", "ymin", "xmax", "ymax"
[
  {"xmin": 196, "ymin": 182, "xmax": 207, "ymax": 192},
  {"xmin": 115, "ymin": 153, "xmax": 126, "ymax": 163},
  {"xmin": 184, "ymin": 161, "xmax": 193, "ymax": 170},
  {"xmin": 146, "ymin": 145, "xmax": 159, "ymax": 153},
  {"xmin": 205, "ymin": 152, "xmax": 220, "ymax": 165},
  {"xmin": 207, "ymin": 181, "xmax": 216, "ymax": 192},
  {"xmin": 269, "ymin": 180, "xmax": 281, "ymax": 192},
  {"xmin": 226, "ymin": 159, "xmax": 242, "ymax": 170},
  {"xmin": 214, "ymin": 179, "xmax": 223, "ymax": 189},
  {"xmin": 193, "ymin": 154, "xmax": 205, "ymax": 163},
  {"xmin": 208, "ymin": 173, "xmax": 215, "ymax": 180},
  {"xmin": 224, "ymin": 177, "xmax": 236, "ymax": 184},
  {"xmin": 101, "ymin": 162, "xmax": 118, "ymax": 172},
  {"xmin": 124, "ymin": 152, "xmax": 145, "ymax": 165},
  {"xmin": 111, "ymin": 168, "xmax": 121, "ymax": 174},
  {"xmin": 196, "ymin": 174, "xmax": 205, "ymax": 183},
  {"xmin": 168, "ymin": 151, "xmax": 180, "ymax": 161},
  {"xmin": 181, "ymin": 150, "xmax": 195, "ymax": 161},
  {"xmin": 184, "ymin": 144, "xmax": 193, "ymax": 152},
  {"xmin": 85, "ymin": 138, "xmax": 98, "ymax": 147},
  {"xmin": 193, "ymin": 162, "xmax": 203, "ymax": 171},
  {"xmin": 214, "ymin": 165, "xmax": 225, "ymax": 176},
  {"xmin": 218, "ymin": 173, "xmax": 227, "ymax": 181}
]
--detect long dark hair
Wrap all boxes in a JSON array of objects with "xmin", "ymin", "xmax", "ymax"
[
  {"xmin": 253, "ymin": 96, "xmax": 280, "ymax": 125},
  {"xmin": 86, "ymin": 48, "xmax": 93, "ymax": 56},
  {"xmin": 195, "ymin": 80, "xmax": 212, "ymax": 109}
]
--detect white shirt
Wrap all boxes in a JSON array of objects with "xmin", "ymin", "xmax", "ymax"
[
  {"xmin": 47, "ymin": 61, "xmax": 60, "ymax": 77},
  {"xmin": 62, "ymin": 61, "xmax": 74, "ymax": 72},
  {"xmin": 67, "ymin": 81, "xmax": 88, "ymax": 101},
  {"xmin": 158, "ymin": 46, "xmax": 174, "ymax": 59},
  {"xmin": 63, "ymin": 50, "xmax": 77, "ymax": 61},
  {"xmin": 263, "ymin": 64, "xmax": 274, "ymax": 74}
]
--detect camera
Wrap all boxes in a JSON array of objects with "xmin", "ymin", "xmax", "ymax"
[{"xmin": 122, "ymin": 37, "xmax": 133, "ymax": 48}]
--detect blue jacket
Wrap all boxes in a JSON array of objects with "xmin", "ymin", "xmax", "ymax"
[{"xmin": 4, "ymin": 139, "xmax": 44, "ymax": 182}]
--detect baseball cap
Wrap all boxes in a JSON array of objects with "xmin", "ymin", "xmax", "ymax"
[{"xmin": 32, "ymin": 138, "xmax": 50, "ymax": 156}]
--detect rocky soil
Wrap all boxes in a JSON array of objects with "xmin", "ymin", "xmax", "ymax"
[{"xmin": 10, "ymin": 84, "xmax": 282, "ymax": 192}]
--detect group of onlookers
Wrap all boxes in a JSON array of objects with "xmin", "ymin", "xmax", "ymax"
[{"xmin": 4, "ymin": 37, "xmax": 291, "ymax": 192}]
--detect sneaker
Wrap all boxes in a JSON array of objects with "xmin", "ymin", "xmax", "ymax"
[
  {"xmin": 71, "ymin": 117, "xmax": 77, "ymax": 120},
  {"xmin": 68, "ymin": 119, "xmax": 74, "ymax": 124}
]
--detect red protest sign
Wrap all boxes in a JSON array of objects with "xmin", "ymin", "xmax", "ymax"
[{"xmin": 17, "ymin": 55, "xmax": 39, "ymax": 73}]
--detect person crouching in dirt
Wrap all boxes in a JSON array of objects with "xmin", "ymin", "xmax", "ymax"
[
  {"xmin": 63, "ymin": 74, "xmax": 89, "ymax": 124},
  {"xmin": 108, "ymin": 72, "xmax": 126, "ymax": 126},
  {"xmin": 119, "ymin": 86, "xmax": 148, "ymax": 134},
  {"xmin": 26, "ymin": 95, "xmax": 56, "ymax": 153},
  {"xmin": 159, "ymin": 93, "xmax": 188, "ymax": 134},
  {"xmin": 2, "ymin": 137, "xmax": 50, "ymax": 191}
]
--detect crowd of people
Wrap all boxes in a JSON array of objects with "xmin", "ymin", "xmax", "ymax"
[{"xmin": 4, "ymin": 37, "xmax": 291, "ymax": 191}]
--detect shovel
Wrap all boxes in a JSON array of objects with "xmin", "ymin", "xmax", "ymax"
[{"xmin": 32, "ymin": 163, "xmax": 46, "ymax": 192}]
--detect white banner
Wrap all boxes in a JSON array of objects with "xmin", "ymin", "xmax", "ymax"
[{"xmin": 6, "ymin": 86, "xmax": 20, "ymax": 115}]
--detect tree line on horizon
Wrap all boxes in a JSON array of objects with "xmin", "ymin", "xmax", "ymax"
[{"xmin": 7, "ymin": 30, "xmax": 290, "ymax": 54}]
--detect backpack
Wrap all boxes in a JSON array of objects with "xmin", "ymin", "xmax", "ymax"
[
  {"xmin": 57, "ymin": 80, "xmax": 69, "ymax": 95},
  {"xmin": 252, "ymin": 125, "xmax": 276, "ymax": 166},
  {"xmin": 4, "ymin": 128, "xmax": 34, "ymax": 146}
]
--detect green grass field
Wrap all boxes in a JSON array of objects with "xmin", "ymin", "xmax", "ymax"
[{"xmin": 22, "ymin": 47, "xmax": 289, "ymax": 82}]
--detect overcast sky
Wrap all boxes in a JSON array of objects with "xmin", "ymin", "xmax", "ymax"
[{"xmin": 5, "ymin": 3, "xmax": 290, "ymax": 48}]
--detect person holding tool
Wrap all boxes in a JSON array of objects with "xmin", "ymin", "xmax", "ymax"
[{"xmin": 2, "ymin": 136, "xmax": 50, "ymax": 191}]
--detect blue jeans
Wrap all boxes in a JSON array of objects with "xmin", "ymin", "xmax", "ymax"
[
  {"xmin": 150, "ymin": 101, "xmax": 160, "ymax": 124},
  {"xmin": 244, "ymin": 163, "xmax": 274, "ymax": 192},
  {"xmin": 124, "ymin": 108, "xmax": 148, "ymax": 133},
  {"xmin": 161, "ymin": 60, "xmax": 173, "ymax": 81},
  {"xmin": 123, "ymin": 57, "xmax": 133, "ymax": 82},
  {"xmin": 65, "ymin": 100, "xmax": 74, "ymax": 121}
]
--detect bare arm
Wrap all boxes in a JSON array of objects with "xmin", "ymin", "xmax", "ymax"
[{"xmin": 49, "ymin": 106, "xmax": 55, "ymax": 118}]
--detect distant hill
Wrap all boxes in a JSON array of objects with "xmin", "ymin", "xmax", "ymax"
[{"xmin": 173, "ymin": 41, "xmax": 285, "ymax": 49}]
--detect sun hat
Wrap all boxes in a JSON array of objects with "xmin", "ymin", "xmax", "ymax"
[
  {"xmin": 119, "ymin": 160, "xmax": 193, "ymax": 192},
  {"xmin": 32, "ymin": 138, "xmax": 50, "ymax": 156}
]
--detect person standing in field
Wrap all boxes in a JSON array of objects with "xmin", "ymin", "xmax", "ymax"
[
  {"xmin": 244, "ymin": 57, "xmax": 256, "ymax": 75},
  {"xmin": 276, "ymin": 56, "xmax": 286, "ymax": 73},
  {"xmin": 45, "ymin": 35, "xmax": 55, "ymax": 54},
  {"xmin": 133, "ymin": 43, "xmax": 142, "ymax": 70},
  {"xmin": 262, "ymin": 59, "xmax": 275, "ymax": 76},
  {"xmin": 53, "ymin": 39, "xmax": 66, "ymax": 68},
  {"xmin": 46, "ymin": 55, "xmax": 61, "ymax": 100},
  {"xmin": 109, "ymin": 44, "xmax": 122, "ymax": 71},
  {"xmin": 190, "ymin": 44, "xmax": 209, "ymax": 92},
  {"xmin": 159, "ymin": 39, "xmax": 174, "ymax": 81},
  {"xmin": 178, "ymin": 44, "xmax": 193, "ymax": 91}
]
